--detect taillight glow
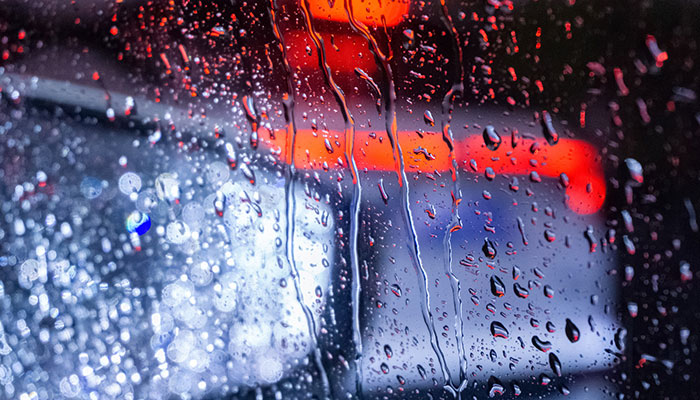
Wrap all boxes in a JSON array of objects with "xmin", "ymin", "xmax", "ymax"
[
  {"xmin": 305, "ymin": 0, "xmax": 409, "ymax": 27},
  {"xmin": 285, "ymin": 31, "xmax": 377, "ymax": 74},
  {"xmin": 263, "ymin": 130, "xmax": 605, "ymax": 215}
]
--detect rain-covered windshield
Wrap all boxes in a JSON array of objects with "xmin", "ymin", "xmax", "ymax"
[{"xmin": 0, "ymin": 0, "xmax": 699, "ymax": 399}]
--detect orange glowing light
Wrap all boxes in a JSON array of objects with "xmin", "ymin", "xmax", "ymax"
[
  {"xmin": 262, "ymin": 129, "xmax": 606, "ymax": 215},
  {"xmin": 305, "ymin": 0, "xmax": 409, "ymax": 27}
]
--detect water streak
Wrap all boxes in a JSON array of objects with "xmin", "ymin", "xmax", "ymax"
[
  {"xmin": 298, "ymin": 0, "xmax": 363, "ymax": 397},
  {"xmin": 268, "ymin": 1, "xmax": 331, "ymax": 397},
  {"xmin": 343, "ymin": 0, "xmax": 455, "ymax": 394},
  {"xmin": 439, "ymin": 0, "xmax": 467, "ymax": 395}
]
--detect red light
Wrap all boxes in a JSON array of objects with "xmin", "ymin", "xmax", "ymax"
[
  {"xmin": 262, "ymin": 129, "xmax": 606, "ymax": 215},
  {"xmin": 305, "ymin": 0, "xmax": 409, "ymax": 27},
  {"xmin": 285, "ymin": 31, "xmax": 376, "ymax": 74}
]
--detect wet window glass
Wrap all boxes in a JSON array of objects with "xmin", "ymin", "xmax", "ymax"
[{"xmin": 0, "ymin": 0, "xmax": 698, "ymax": 399}]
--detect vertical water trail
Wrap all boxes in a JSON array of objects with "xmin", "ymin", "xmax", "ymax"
[
  {"xmin": 342, "ymin": 2, "xmax": 456, "ymax": 395},
  {"xmin": 297, "ymin": 0, "xmax": 363, "ymax": 397},
  {"xmin": 438, "ymin": 0, "xmax": 468, "ymax": 394},
  {"xmin": 267, "ymin": 2, "xmax": 331, "ymax": 397}
]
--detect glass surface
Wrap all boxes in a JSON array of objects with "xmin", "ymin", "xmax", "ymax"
[{"xmin": 0, "ymin": 0, "xmax": 698, "ymax": 399}]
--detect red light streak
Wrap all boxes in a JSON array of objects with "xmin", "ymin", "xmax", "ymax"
[
  {"xmin": 305, "ymin": 0, "xmax": 409, "ymax": 27},
  {"xmin": 261, "ymin": 129, "xmax": 606, "ymax": 214}
]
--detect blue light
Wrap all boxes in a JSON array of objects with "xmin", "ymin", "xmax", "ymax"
[{"xmin": 126, "ymin": 211, "xmax": 151, "ymax": 236}]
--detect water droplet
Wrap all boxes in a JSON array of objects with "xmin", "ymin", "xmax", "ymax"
[
  {"xmin": 166, "ymin": 220, "xmax": 191, "ymax": 244},
  {"xmin": 565, "ymin": 319, "xmax": 580, "ymax": 342},
  {"xmin": 509, "ymin": 177, "xmax": 519, "ymax": 192},
  {"xmin": 482, "ymin": 238, "xmax": 497, "ymax": 259},
  {"xmin": 534, "ymin": 267, "xmax": 545, "ymax": 279},
  {"xmin": 517, "ymin": 218, "xmax": 528, "ymax": 246},
  {"xmin": 532, "ymin": 335, "xmax": 552, "ymax": 352},
  {"xmin": 680, "ymin": 328, "xmax": 690, "ymax": 345},
  {"xmin": 240, "ymin": 163, "xmax": 256, "ymax": 185},
  {"xmin": 155, "ymin": 173, "xmax": 180, "ymax": 203},
  {"xmin": 543, "ymin": 285, "xmax": 554, "ymax": 298},
  {"xmin": 544, "ymin": 229, "xmax": 556, "ymax": 242},
  {"xmin": 489, "ymin": 349, "xmax": 498, "ymax": 362},
  {"xmin": 621, "ymin": 210, "xmax": 634, "ymax": 232},
  {"xmin": 559, "ymin": 384, "xmax": 571, "ymax": 395},
  {"xmin": 483, "ymin": 125, "xmax": 502, "ymax": 151},
  {"xmin": 512, "ymin": 383, "xmax": 521, "ymax": 396},
  {"xmin": 549, "ymin": 353, "xmax": 562, "ymax": 377},
  {"xmin": 378, "ymin": 179, "xmax": 389, "ymax": 204},
  {"xmin": 488, "ymin": 376, "xmax": 505, "ymax": 397},
  {"xmin": 614, "ymin": 328, "xmax": 627, "ymax": 351},
  {"xmin": 119, "ymin": 172, "xmax": 142, "ymax": 195},
  {"xmin": 125, "ymin": 211, "xmax": 151, "ymax": 236},
  {"xmin": 384, "ymin": 345, "xmax": 393, "ymax": 358},
  {"xmin": 213, "ymin": 190, "xmax": 226, "ymax": 217},
  {"xmin": 680, "ymin": 261, "xmax": 692, "ymax": 282},
  {"xmin": 512, "ymin": 266, "xmax": 522, "ymax": 280},
  {"xmin": 625, "ymin": 158, "xmax": 643, "ymax": 185},
  {"xmin": 623, "ymin": 235, "xmax": 636, "ymax": 255},
  {"xmin": 490, "ymin": 276, "xmax": 506, "ymax": 297},
  {"xmin": 559, "ymin": 173, "xmax": 570, "ymax": 187},
  {"xmin": 19, "ymin": 259, "xmax": 40, "ymax": 282},
  {"xmin": 584, "ymin": 225, "xmax": 597, "ymax": 252},
  {"xmin": 513, "ymin": 283, "xmax": 529, "ymax": 299},
  {"xmin": 417, "ymin": 364, "xmax": 427, "ymax": 379},
  {"xmin": 423, "ymin": 110, "xmax": 435, "ymax": 126},
  {"xmin": 485, "ymin": 167, "xmax": 496, "ymax": 180},
  {"xmin": 324, "ymin": 138, "xmax": 334, "ymax": 154},
  {"xmin": 540, "ymin": 110, "xmax": 559, "ymax": 145},
  {"xmin": 250, "ymin": 129, "xmax": 259, "ymax": 150},
  {"xmin": 224, "ymin": 142, "xmax": 238, "ymax": 169},
  {"xmin": 243, "ymin": 95, "xmax": 258, "ymax": 127},
  {"xmin": 490, "ymin": 321, "xmax": 509, "ymax": 339},
  {"xmin": 627, "ymin": 301, "xmax": 639, "ymax": 318}
]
